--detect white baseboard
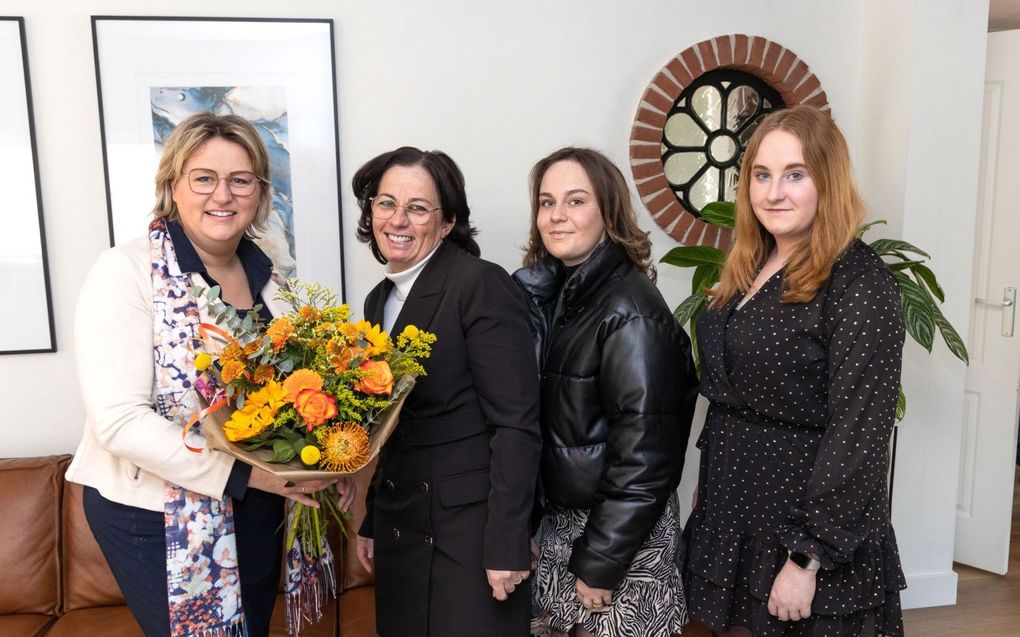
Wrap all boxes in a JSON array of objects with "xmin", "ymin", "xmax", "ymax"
[{"xmin": 901, "ymin": 570, "xmax": 959, "ymax": 609}]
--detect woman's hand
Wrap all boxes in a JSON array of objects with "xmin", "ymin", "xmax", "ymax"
[
  {"xmin": 575, "ymin": 577, "xmax": 612, "ymax": 611},
  {"xmin": 334, "ymin": 475, "xmax": 357, "ymax": 511},
  {"xmin": 247, "ymin": 465, "xmax": 334, "ymax": 508},
  {"xmin": 767, "ymin": 556, "xmax": 817, "ymax": 621},
  {"xmin": 486, "ymin": 569, "xmax": 530, "ymax": 601},
  {"xmin": 356, "ymin": 535, "xmax": 374, "ymax": 574}
]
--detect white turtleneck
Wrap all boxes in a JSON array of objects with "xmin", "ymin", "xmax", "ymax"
[{"xmin": 381, "ymin": 243, "xmax": 442, "ymax": 333}]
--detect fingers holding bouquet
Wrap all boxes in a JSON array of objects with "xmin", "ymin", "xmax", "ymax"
[{"xmin": 248, "ymin": 466, "xmax": 336, "ymax": 508}]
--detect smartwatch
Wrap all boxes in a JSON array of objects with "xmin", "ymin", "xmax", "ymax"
[{"xmin": 789, "ymin": 551, "xmax": 821, "ymax": 571}]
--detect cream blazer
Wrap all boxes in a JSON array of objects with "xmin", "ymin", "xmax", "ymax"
[{"xmin": 65, "ymin": 236, "xmax": 290, "ymax": 512}]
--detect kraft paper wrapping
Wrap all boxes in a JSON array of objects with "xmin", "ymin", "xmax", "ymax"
[{"xmin": 201, "ymin": 375, "xmax": 415, "ymax": 481}]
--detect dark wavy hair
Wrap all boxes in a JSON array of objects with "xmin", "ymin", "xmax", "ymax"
[
  {"xmin": 352, "ymin": 147, "xmax": 480, "ymax": 264},
  {"xmin": 522, "ymin": 147, "xmax": 654, "ymax": 280}
]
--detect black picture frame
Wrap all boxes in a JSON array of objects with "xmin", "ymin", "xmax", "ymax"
[{"xmin": 0, "ymin": 16, "xmax": 56, "ymax": 355}]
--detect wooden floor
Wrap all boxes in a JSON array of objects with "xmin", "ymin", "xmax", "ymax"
[{"xmin": 902, "ymin": 468, "xmax": 1020, "ymax": 636}]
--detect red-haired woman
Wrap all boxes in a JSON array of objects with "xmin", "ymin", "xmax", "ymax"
[{"xmin": 683, "ymin": 105, "xmax": 907, "ymax": 636}]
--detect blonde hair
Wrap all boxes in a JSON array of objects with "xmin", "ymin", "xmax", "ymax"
[
  {"xmin": 152, "ymin": 112, "xmax": 272, "ymax": 239},
  {"xmin": 709, "ymin": 105, "xmax": 865, "ymax": 307},
  {"xmin": 522, "ymin": 147, "xmax": 655, "ymax": 280}
]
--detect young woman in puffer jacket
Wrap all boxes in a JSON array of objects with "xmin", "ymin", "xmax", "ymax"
[{"xmin": 513, "ymin": 146, "xmax": 699, "ymax": 637}]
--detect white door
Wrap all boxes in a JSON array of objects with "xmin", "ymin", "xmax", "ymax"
[{"xmin": 954, "ymin": 29, "xmax": 1020, "ymax": 575}]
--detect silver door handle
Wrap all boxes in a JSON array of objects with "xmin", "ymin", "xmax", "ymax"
[
  {"xmin": 975, "ymin": 287, "xmax": 1015, "ymax": 336},
  {"xmin": 975, "ymin": 298, "xmax": 1014, "ymax": 307}
]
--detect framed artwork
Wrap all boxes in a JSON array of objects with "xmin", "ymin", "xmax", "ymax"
[
  {"xmin": 0, "ymin": 17, "xmax": 56, "ymax": 354},
  {"xmin": 92, "ymin": 16, "xmax": 345, "ymax": 297}
]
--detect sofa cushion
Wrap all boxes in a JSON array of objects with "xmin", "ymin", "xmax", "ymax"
[
  {"xmin": 0, "ymin": 613, "xmax": 57, "ymax": 637},
  {"xmin": 0, "ymin": 455, "xmax": 70, "ymax": 616},
  {"xmin": 43, "ymin": 606, "xmax": 141, "ymax": 637},
  {"xmin": 62, "ymin": 482, "xmax": 125, "ymax": 610}
]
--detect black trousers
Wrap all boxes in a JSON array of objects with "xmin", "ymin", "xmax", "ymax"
[{"xmin": 83, "ymin": 486, "xmax": 284, "ymax": 637}]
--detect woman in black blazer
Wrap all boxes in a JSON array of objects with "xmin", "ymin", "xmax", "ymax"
[{"xmin": 351, "ymin": 147, "xmax": 541, "ymax": 637}]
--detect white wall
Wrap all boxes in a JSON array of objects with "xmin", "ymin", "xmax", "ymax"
[{"xmin": 0, "ymin": 0, "xmax": 988, "ymax": 609}]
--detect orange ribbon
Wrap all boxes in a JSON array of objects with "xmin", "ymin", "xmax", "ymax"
[{"xmin": 182, "ymin": 395, "xmax": 228, "ymax": 453}]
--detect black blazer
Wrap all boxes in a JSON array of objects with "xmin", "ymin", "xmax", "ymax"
[{"xmin": 359, "ymin": 241, "xmax": 541, "ymax": 636}]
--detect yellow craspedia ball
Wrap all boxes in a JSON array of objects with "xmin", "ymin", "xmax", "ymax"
[
  {"xmin": 300, "ymin": 445, "xmax": 321, "ymax": 466},
  {"xmin": 401, "ymin": 324, "xmax": 420, "ymax": 340},
  {"xmin": 194, "ymin": 353, "xmax": 212, "ymax": 371}
]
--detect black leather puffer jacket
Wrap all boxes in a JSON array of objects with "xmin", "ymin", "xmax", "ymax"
[{"xmin": 512, "ymin": 241, "xmax": 698, "ymax": 589}]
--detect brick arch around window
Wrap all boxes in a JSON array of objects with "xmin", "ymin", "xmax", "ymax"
[{"xmin": 630, "ymin": 35, "xmax": 829, "ymax": 247}]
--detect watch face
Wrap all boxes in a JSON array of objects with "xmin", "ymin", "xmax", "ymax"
[{"xmin": 790, "ymin": 552, "xmax": 820, "ymax": 570}]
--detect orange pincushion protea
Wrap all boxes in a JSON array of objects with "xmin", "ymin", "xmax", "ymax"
[{"xmin": 319, "ymin": 423, "xmax": 370, "ymax": 472}]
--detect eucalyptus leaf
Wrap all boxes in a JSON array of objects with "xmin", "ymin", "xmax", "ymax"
[
  {"xmin": 699, "ymin": 201, "xmax": 736, "ymax": 229},
  {"xmin": 895, "ymin": 274, "xmax": 935, "ymax": 351},
  {"xmin": 870, "ymin": 239, "xmax": 930, "ymax": 259},
  {"xmin": 279, "ymin": 357, "xmax": 295, "ymax": 373},
  {"xmin": 660, "ymin": 245, "xmax": 726, "ymax": 268},
  {"xmin": 208, "ymin": 285, "xmax": 221, "ymax": 301},
  {"xmin": 191, "ymin": 285, "xmax": 206, "ymax": 298},
  {"xmin": 271, "ymin": 439, "xmax": 296, "ymax": 463},
  {"xmin": 240, "ymin": 313, "xmax": 253, "ymax": 333},
  {"xmin": 235, "ymin": 387, "xmax": 246, "ymax": 409}
]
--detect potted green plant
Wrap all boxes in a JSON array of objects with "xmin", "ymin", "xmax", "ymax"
[{"xmin": 661, "ymin": 201, "xmax": 969, "ymax": 419}]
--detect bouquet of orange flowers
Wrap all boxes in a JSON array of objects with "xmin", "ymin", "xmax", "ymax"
[{"xmin": 187, "ymin": 278, "xmax": 433, "ymax": 634}]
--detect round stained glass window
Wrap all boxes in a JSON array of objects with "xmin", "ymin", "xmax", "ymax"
[{"xmin": 661, "ymin": 69, "xmax": 785, "ymax": 218}]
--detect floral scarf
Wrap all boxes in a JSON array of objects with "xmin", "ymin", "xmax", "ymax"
[{"xmin": 150, "ymin": 218, "xmax": 248, "ymax": 637}]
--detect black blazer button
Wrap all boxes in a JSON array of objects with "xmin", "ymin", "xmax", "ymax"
[
  {"xmin": 384, "ymin": 479, "xmax": 395, "ymax": 490},
  {"xmin": 424, "ymin": 535, "xmax": 433, "ymax": 545},
  {"xmin": 420, "ymin": 481, "xmax": 429, "ymax": 493},
  {"xmin": 392, "ymin": 528, "xmax": 400, "ymax": 539}
]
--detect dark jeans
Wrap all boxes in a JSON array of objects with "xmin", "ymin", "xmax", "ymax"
[{"xmin": 83, "ymin": 486, "xmax": 284, "ymax": 637}]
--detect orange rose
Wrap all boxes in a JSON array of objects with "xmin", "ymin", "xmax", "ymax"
[
  {"xmin": 355, "ymin": 360, "xmax": 393, "ymax": 396},
  {"xmin": 295, "ymin": 388, "xmax": 338, "ymax": 429},
  {"xmin": 282, "ymin": 369, "xmax": 323, "ymax": 403}
]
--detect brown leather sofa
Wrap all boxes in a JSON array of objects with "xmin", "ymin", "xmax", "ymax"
[{"xmin": 0, "ymin": 455, "xmax": 378, "ymax": 637}]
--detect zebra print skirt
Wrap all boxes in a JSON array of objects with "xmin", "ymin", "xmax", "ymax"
[{"xmin": 531, "ymin": 492, "xmax": 688, "ymax": 637}]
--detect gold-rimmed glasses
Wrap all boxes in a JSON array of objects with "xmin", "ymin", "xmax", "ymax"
[
  {"xmin": 183, "ymin": 168, "xmax": 266, "ymax": 196},
  {"xmin": 370, "ymin": 196, "xmax": 441, "ymax": 225}
]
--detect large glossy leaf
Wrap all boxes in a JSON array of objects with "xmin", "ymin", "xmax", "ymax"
[
  {"xmin": 692, "ymin": 263, "xmax": 720, "ymax": 295},
  {"xmin": 887, "ymin": 260, "xmax": 926, "ymax": 271},
  {"xmin": 699, "ymin": 201, "xmax": 736, "ymax": 228},
  {"xmin": 857, "ymin": 219, "xmax": 887, "ymax": 237},
  {"xmin": 673, "ymin": 292, "xmax": 708, "ymax": 327},
  {"xmin": 661, "ymin": 245, "xmax": 726, "ymax": 268},
  {"xmin": 895, "ymin": 273, "xmax": 935, "ymax": 351},
  {"xmin": 931, "ymin": 303, "xmax": 970, "ymax": 364},
  {"xmin": 911, "ymin": 263, "xmax": 945, "ymax": 303},
  {"xmin": 870, "ymin": 238, "xmax": 930, "ymax": 259}
]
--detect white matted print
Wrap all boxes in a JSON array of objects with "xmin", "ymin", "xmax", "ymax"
[
  {"xmin": 93, "ymin": 17, "xmax": 344, "ymax": 296},
  {"xmin": 0, "ymin": 18, "xmax": 56, "ymax": 354}
]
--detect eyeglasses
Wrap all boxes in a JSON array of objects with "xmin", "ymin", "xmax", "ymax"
[
  {"xmin": 183, "ymin": 168, "xmax": 265, "ymax": 196},
  {"xmin": 370, "ymin": 196, "xmax": 441, "ymax": 225}
]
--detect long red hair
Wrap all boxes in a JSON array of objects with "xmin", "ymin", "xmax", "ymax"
[{"xmin": 709, "ymin": 105, "xmax": 866, "ymax": 307}]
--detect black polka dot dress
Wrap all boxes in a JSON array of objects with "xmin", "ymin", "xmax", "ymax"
[{"xmin": 683, "ymin": 240, "xmax": 907, "ymax": 636}]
